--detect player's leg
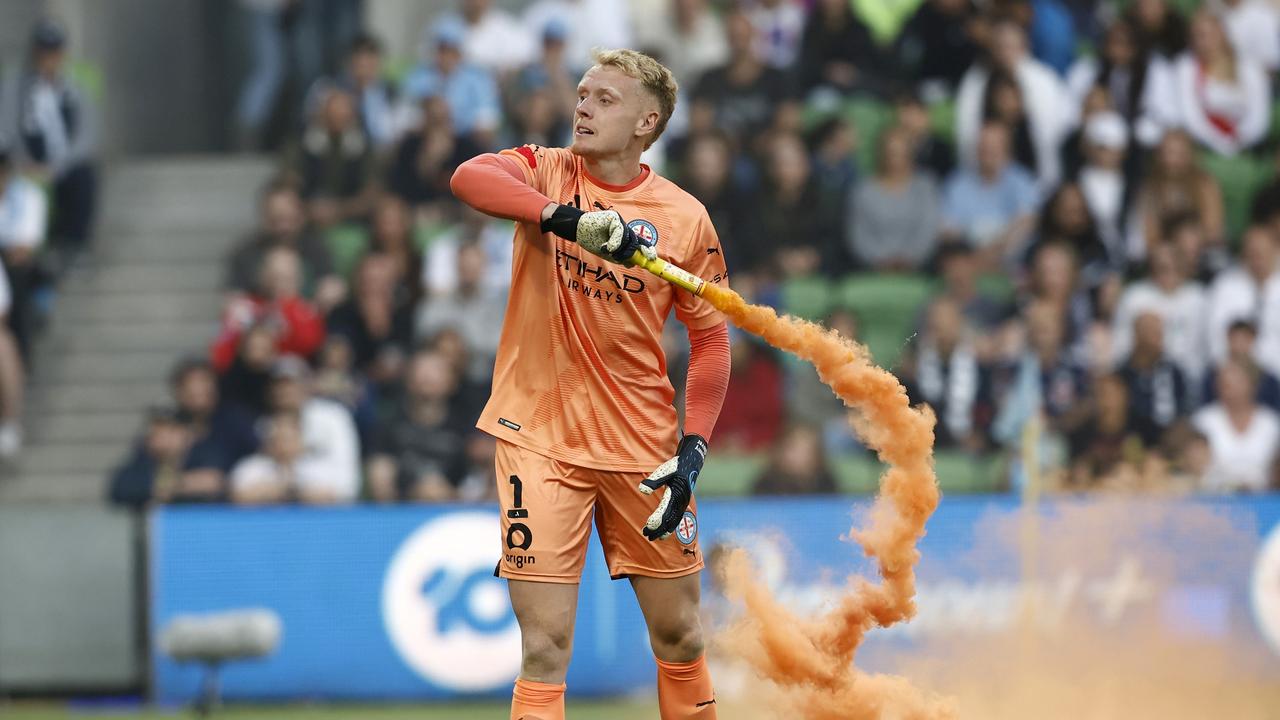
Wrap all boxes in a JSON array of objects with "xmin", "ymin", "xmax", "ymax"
[
  {"xmin": 494, "ymin": 441, "xmax": 596, "ymax": 720},
  {"xmin": 508, "ymin": 580, "xmax": 577, "ymax": 720},
  {"xmin": 631, "ymin": 573, "xmax": 717, "ymax": 719},
  {"xmin": 593, "ymin": 468, "xmax": 715, "ymax": 719}
]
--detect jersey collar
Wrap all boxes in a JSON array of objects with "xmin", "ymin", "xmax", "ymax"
[{"xmin": 582, "ymin": 161, "xmax": 652, "ymax": 193}]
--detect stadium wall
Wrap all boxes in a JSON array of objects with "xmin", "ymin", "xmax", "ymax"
[{"xmin": 148, "ymin": 498, "xmax": 1280, "ymax": 704}]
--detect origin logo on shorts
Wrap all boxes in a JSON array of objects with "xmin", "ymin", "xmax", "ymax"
[
  {"xmin": 675, "ymin": 510, "xmax": 698, "ymax": 545},
  {"xmin": 628, "ymin": 219, "xmax": 659, "ymax": 249}
]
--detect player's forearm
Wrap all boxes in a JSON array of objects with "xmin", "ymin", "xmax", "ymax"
[
  {"xmin": 683, "ymin": 322, "xmax": 731, "ymax": 442},
  {"xmin": 450, "ymin": 153, "xmax": 555, "ymax": 224}
]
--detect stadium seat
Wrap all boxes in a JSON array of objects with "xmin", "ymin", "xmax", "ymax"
[
  {"xmin": 976, "ymin": 272, "xmax": 1015, "ymax": 304},
  {"xmin": 324, "ymin": 223, "xmax": 370, "ymax": 279},
  {"xmin": 927, "ymin": 99, "xmax": 956, "ymax": 141},
  {"xmin": 68, "ymin": 59, "xmax": 104, "ymax": 103},
  {"xmin": 837, "ymin": 274, "xmax": 935, "ymax": 366},
  {"xmin": 697, "ymin": 452, "xmax": 765, "ymax": 496},
  {"xmin": 843, "ymin": 97, "xmax": 894, "ymax": 174},
  {"xmin": 780, "ymin": 276, "xmax": 833, "ymax": 321},
  {"xmin": 933, "ymin": 451, "xmax": 1006, "ymax": 493},
  {"xmin": 833, "ymin": 454, "xmax": 882, "ymax": 495},
  {"xmin": 1200, "ymin": 153, "xmax": 1274, "ymax": 244}
]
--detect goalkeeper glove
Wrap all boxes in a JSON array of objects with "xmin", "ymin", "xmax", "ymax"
[
  {"xmin": 639, "ymin": 434, "xmax": 708, "ymax": 541},
  {"xmin": 541, "ymin": 205, "xmax": 656, "ymax": 266}
]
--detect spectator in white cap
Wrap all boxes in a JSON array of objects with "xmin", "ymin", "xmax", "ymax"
[{"xmin": 1078, "ymin": 110, "xmax": 1132, "ymax": 261}]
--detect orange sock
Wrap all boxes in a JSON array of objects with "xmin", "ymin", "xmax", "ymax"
[
  {"xmin": 510, "ymin": 678, "xmax": 566, "ymax": 720},
  {"xmin": 656, "ymin": 655, "xmax": 717, "ymax": 719}
]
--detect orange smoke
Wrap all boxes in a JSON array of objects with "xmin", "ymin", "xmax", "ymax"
[{"xmin": 701, "ymin": 285, "xmax": 953, "ymax": 719}]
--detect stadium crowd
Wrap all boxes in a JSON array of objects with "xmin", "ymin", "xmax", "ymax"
[{"xmin": 105, "ymin": 0, "xmax": 1280, "ymax": 507}]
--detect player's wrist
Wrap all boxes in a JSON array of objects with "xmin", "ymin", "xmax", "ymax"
[{"xmin": 540, "ymin": 203, "xmax": 583, "ymax": 241}]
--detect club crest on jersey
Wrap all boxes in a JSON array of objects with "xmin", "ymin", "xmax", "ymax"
[
  {"xmin": 628, "ymin": 219, "xmax": 659, "ymax": 248},
  {"xmin": 675, "ymin": 510, "xmax": 698, "ymax": 545}
]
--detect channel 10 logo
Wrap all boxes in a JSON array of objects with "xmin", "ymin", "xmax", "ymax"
[{"xmin": 382, "ymin": 512, "xmax": 519, "ymax": 690}]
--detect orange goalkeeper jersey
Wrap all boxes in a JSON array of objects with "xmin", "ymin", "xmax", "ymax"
[{"xmin": 478, "ymin": 144, "xmax": 729, "ymax": 473}]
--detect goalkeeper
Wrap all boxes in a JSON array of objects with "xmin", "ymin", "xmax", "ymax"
[{"xmin": 451, "ymin": 49, "xmax": 730, "ymax": 720}]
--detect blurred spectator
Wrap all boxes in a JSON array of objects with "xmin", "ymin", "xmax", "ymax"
[
  {"xmin": 1066, "ymin": 18, "xmax": 1162, "ymax": 146},
  {"xmin": 896, "ymin": 0, "xmax": 982, "ymax": 99},
  {"xmin": 267, "ymin": 355, "xmax": 361, "ymax": 501},
  {"xmin": 403, "ymin": 21, "xmax": 501, "ymax": 146},
  {"xmin": 227, "ymin": 180, "xmax": 342, "ymax": 305},
  {"xmin": 456, "ymin": 432, "xmax": 499, "ymax": 502},
  {"xmin": 679, "ymin": 132, "xmax": 750, "ymax": 271},
  {"xmin": 956, "ymin": 16, "xmax": 1072, "ymax": 190},
  {"xmin": 108, "ymin": 408, "xmax": 224, "ymax": 508},
  {"xmin": 17, "ymin": 19, "xmax": 97, "ymax": 254},
  {"xmin": 1216, "ymin": 0, "xmax": 1280, "ymax": 71},
  {"xmin": 935, "ymin": 243, "xmax": 1010, "ymax": 333},
  {"xmin": 1151, "ymin": 10, "xmax": 1271, "ymax": 156},
  {"xmin": 982, "ymin": 70, "xmax": 1040, "ymax": 179},
  {"xmin": 714, "ymin": 333, "xmax": 783, "ymax": 452},
  {"xmin": 893, "ymin": 93, "xmax": 955, "ymax": 180},
  {"xmin": 1207, "ymin": 225, "xmax": 1280, "ymax": 375},
  {"xmin": 424, "ymin": 205, "xmax": 514, "ymax": 297},
  {"xmin": 234, "ymin": 0, "xmax": 304, "ymax": 150},
  {"xmin": 297, "ymin": 0, "xmax": 363, "ymax": 80},
  {"xmin": 1112, "ymin": 240, "xmax": 1207, "ymax": 385},
  {"xmin": 511, "ymin": 19, "xmax": 577, "ymax": 144},
  {"xmin": 218, "ymin": 324, "xmax": 278, "ymax": 415},
  {"xmin": 1024, "ymin": 241, "xmax": 1094, "ymax": 358},
  {"xmin": 367, "ymin": 195, "xmax": 424, "ymax": 302},
  {"xmin": 904, "ymin": 297, "xmax": 993, "ymax": 451},
  {"xmin": 1192, "ymin": 359, "xmax": 1280, "ymax": 492},
  {"xmin": 1076, "ymin": 112, "xmax": 1132, "ymax": 261},
  {"xmin": 1127, "ymin": 0, "xmax": 1188, "ymax": 58},
  {"xmin": 230, "ymin": 411, "xmax": 340, "ymax": 505},
  {"xmin": 1202, "ymin": 319, "xmax": 1280, "ymax": 411},
  {"xmin": 416, "ymin": 242, "xmax": 505, "ymax": 382},
  {"xmin": 746, "ymin": 0, "xmax": 806, "ymax": 71},
  {"xmin": 446, "ymin": 0, "xmax": 536, "ymax": 73},
  {"xmin": 387, "ymin": 95, "xmax": 482, "ymax": 220},
  {"xmin": 367, "ymin": 349, "xmax": 470, "ymax": 502},
  {"xmin": 787, "ymin": 307, "xmax": 862, "ymax": 452},
  {"xmin": 751, "ymin": 423, "xmax": 838, "ymax": 495},
  {"xmin": 288, "ymin": 87, "xmax": 377, "ymax": 228},
  {"xmin": 689, "ymin": 9, "xmax": 796, "ymax": 150},
  {"xmin": 212, "ymin": 246, "xmax": 327, "ymax": 372},
  {"xmin": 0, "ymin": 260, "xmax": 23, "ymax": 458},
  {"xmin": 992, "ymin": 300, "xmax": 1090, "ymax": 445},
  {"xmin": 0, "ymin": 145, "xmax": 49, "ymax": 358},
  {"xmin": 848, "ymin": 126, "xmax": 940, "ymax": 272},
  {"xmin": 807, "ymin": 117, "xmax": 859, "ymax": 242},
  {"xmin": 311, "ymin": 335, "xmax": 378, "ymax": 446},
  {"xmin": 1066, "ymin": 373, "xmax": 1147, "ymax": 491},
  {"xmin": 306, "ymin": 33, "xmax": 397, "ymax": 151},
  {"xmin": 1130, "ymin": 130, "xmax": 1226, "ymax": 258},
  {"xmin": 632, "ymin": 0, "xmax": 728, "ymax": 85},
  {"xmin": 1117, "ymin": 312, "xmax": 1188, "ymax": 445},
  {"xmin": 326, "ymin": 253, "xmax": 413, "ymax": 383},
  {"xmin": 169, "ymin": 358, "xmax": 259, "ymax": 476},
  {"xmin": 523, "ymin": 0, "xmax": 633, "ymax": 73},
  {"xmin": 425, "ymin": 326, "xmax": 491, "ymax": 424},
  {"xmin": 940, "ymin": 122, "xmax": 1039, "ymax": 268},
  {"xmin": 743, "ymin": 133, "xmax": 839, "ymax": 278},
  {"xmin": 797, "ymin": 0, "xmax": 881, "ymax": 98},
  {"xmin": 1025, "ymin": 0, "xmax": 1077, "ymax": 77},
  {"xmin": 1029, "ymin": 183, "xmax": 1110, "ymax": 282}
]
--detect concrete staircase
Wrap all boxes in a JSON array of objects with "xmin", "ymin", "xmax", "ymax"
[{"xmin": 0, "ymin": 157, "xmax": 273, "ymax": 502}]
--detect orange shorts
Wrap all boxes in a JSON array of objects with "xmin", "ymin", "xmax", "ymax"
[{"xmin": 494, "ymin": 440, "xmax": 703, "ymax": 583}]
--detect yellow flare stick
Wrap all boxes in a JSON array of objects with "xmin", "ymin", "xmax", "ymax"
[{"xmin": 628, "ymin": 249, "xmax": 707, "ymax": 296}]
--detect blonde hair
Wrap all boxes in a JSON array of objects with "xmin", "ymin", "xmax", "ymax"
[{"xmin": 591, "ymin": 48, "xmax": 678, "ymax": 149}]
